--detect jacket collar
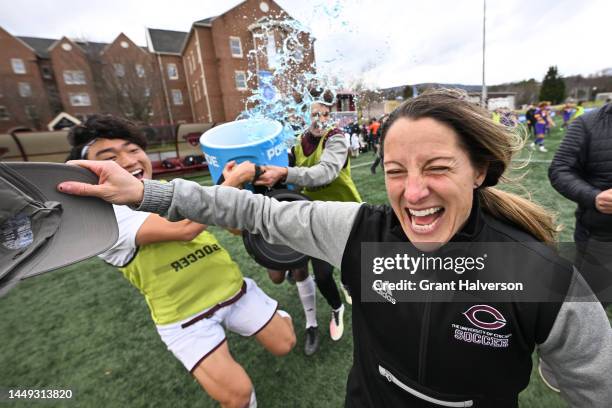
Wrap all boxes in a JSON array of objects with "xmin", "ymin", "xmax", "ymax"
[{"xmin": 451, "ymin": 191, "xmax": 485, "ymax": 242}]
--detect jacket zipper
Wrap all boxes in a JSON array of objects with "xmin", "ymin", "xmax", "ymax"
[
  {"xmin": 418, "ymin": 292, "xmax": 432, "ymax": 383},
  {"xmin": 379, "ymin": 366, "xmax": 474, "ymax": 407}
]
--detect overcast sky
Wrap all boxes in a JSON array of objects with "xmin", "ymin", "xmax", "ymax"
[{"xmin": 1, "ymin": 0, "xmax": 610, "ymax": 88}]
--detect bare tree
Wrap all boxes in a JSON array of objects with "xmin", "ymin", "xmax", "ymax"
[
  {"xmin": 351, "ymin": 80, "xmax": 383, "ymax": 120},
  {"xmin": 76, "ymin": 38, "xmax": 163, "ymax": 125}
]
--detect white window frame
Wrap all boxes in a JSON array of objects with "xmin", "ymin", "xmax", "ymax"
[
  {"xmin": 229, "ymin": 36, "xmax": 243, "ymax": 58},
  {"xmin": 167, "ymin": 63, "xmax": 179, "ymax": 80},
  {"xmin": 11, "ymin": 58, "xmax": 26, "ymax": 74},
  {"xmin": 18, "ymin": 82, "xmax": 32, "ymax": 98},
  {"xmin": 68, "ymin": 92, "xmax": 91, "ymax": 107},
  {"xmin": 63, "ymin": 70, "xmax": 86, "ymax": 85},
  {"xmin": 234, "ymin": 71, "xmax": 247, "ymax": 90},
  {"xmin": 114, "ymin": 63, "xmax": 125, "ymax": 77},
  {"xmin": 266, "ymin": 33, "xmax": 278, "ymax": 69},
  {"xmin": 0, "ymin": 105, "xmax": 9, "ymax": 120},
  {"xmin": 135, "ymin": 64, "xmax": 145, "ymax": 78},
  {"xmin": 171, "ymin": 89, "xmax": 183, "ymax": 105}
]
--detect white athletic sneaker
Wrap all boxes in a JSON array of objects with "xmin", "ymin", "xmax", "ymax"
[
  {"xmin": 341, "ymin": 285, "xmax": 352, "ymax": 305},
  {"xmin": 529, "ymin": 142, "xmax": 536, "ymax": 150},
  {"xmin": 538, "ymin": 145, "xmax": 548, "ymax": 152},
  {"xmin": 330, "ymin": 304, "xmax": 345, "ymax": 341}
]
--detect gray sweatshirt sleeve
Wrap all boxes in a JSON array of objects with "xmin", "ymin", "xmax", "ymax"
[
  {"xmin": 538, "ymin": 270, "xmax": 612, "ymax": 407},
  {"xmin": 138, "ymin": 179, "xmax": 362, "ymax": 267},
  {"xmin": 285, "ymin": 135, "xmax": 349, "ymax": 187}
]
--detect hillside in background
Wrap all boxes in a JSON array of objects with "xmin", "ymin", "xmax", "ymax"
[{"xmin": 380, "ymin": 68, "xmax": 612, "ymax": 106}]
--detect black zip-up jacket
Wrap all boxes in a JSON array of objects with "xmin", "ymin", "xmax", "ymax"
[
  {"xmin": 341, "ymin": 199, "xmax": 572, "ymax": 407},
  {"xmin": 140, "ymin": 178, "xmax": 612, "ymax": 407},
  {"xmin": 548, "ymin": 103, "xmax": 612, "ymax": 241}
]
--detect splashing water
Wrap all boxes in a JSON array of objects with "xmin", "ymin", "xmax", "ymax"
[{"xmin": 237, "ymin": 13, "xmax": 345, "ymax": 148}]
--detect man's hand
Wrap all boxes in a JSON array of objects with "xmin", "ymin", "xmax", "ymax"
[
  {"xmin": 222, "ymin": 160, "xmax": 256, "ymax": 187},
  {"xmin": 255, "ymin": 165, "xmax": 288, "ymax": 187},
  {"xmin": 595, "ymin": 189, "xmax": 612, "ymax": 214},
  {"xmin": 57, "ymin": 160, "xmax": 144, "ymax": 205}
]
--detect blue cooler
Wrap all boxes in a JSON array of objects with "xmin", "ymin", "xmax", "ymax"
[{"xmin": 200, "ymin": 119, "xmax": 288, "ymax": 184}]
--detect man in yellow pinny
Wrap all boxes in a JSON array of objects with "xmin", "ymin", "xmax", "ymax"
[{"xmin": 66, "ymin": 114, "xmax": 295, "ymax": 408}]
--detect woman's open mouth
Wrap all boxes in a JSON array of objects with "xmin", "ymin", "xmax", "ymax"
[{"xmin": 405, "ymin": 206, "xmax": 445, "ymax": 234}]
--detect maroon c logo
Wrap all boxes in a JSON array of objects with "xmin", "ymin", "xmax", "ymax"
[
  {"xmin": 463, "ymin": 304, "xmax": 506, "ymax": 330},
  {"xmin": 184, "ymin": 133, "xmax": 200, "ymax": 147}
]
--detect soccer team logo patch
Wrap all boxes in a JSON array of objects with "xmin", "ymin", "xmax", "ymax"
[
  {"xmin": 462, "ymin": 304, "xmax": 507, "ymax": 330},
  {"xmin": 452, "ymin": 304, "xmax": 512, "ymax": 348}
]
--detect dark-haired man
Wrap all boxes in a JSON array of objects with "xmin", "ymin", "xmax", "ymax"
[{"xmin": 67, "ymin": 114, "xmax": 295, "ymax": 408}]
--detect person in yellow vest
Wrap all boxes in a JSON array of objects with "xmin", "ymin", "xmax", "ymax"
[
  {"xmin": 571, "ymin": 100, "xmax": 586, "ymax": 122},
  {"xmin": 491, "ymin": 109, "xmax": 502, "ymax": 124},
  {"xmin": 255, "ymin": 90, "xmax": 362, "ymax": 349},
  {"xmin": 66, "ymin": 114, "xmax": 295, "ymax": 408}
]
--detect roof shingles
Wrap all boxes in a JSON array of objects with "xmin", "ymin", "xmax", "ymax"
[{"xmin": 147, "ymin": 28, "xmax": 188, "ymax": 54}]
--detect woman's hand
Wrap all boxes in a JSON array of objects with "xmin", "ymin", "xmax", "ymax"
[
  {"xmin": 222, "ymin": 160, "xmax": 256, "ymax": 188},
  {"xmin": 57, "ymin": 160, "xmax": 144, "ymax": 205},
  {"xmin": 255, "ymin": 165, "xmax": 288, "ymax": 187}
]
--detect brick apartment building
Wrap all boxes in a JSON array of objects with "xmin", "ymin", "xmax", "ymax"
[{"xmin": 0, "ymin": 0, "xmax": 315, "ymax": 133}]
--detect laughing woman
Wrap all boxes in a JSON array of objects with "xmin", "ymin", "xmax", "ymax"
[{"xmin": 61, "ymin": 91, "xmax": 612, "ymax": 407}]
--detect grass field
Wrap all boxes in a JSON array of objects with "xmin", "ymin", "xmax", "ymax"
[{"xmin": 0, "ymin": 119, "xmax": 607, "ymax": 407}]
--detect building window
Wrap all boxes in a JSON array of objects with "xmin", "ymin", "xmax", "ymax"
[
  {"xmin": 0, "ymin": 106, "xmax": 9, "ymax": 120},
  {"xmin": 69, "ymin": 92, "xmax": 91, "ymax": 106},
  {"xmin": 167, "ymin": 63, "xmax": 178, "ymax": 80},
  {"xmin": 172, "ymin": 89, "xmax": 183, "ymax": 105},
  {"xmin": 135, "ymin": 64, "xmax": 145, "ymax": 78},
  {"xmin": 266, "ymin": 33, "xmax": 278, "ymax": 69},
  {"xmin": 144, "ymin": 87, "xmax": 151, "ymax": 97},
  {"xmin": 229, "ymin": 37, "xmax": 243, "ymax": 58},
  {"xmin": 25, "ymin": 105, "xmax": 38, "ymax": 120},
  {"xmin": 340, "ymin": 97, "xmax": 350, "ymax": 112},
  {"xmin": 11, "ymin": 58, "xmax": 26, "ymax": 74},
  {"xmin": 63, "ymin": 70, "xmax": 86, "ymax": 85},
  {"xmin": 114, "ymin": 63, "xmax": 125, "ymax": 77},
  {"xmin": 41, "ymin": 66, "xmax": 53, "ymax": 79},
  {"xmin": 234, "ymin": 71, "xmax": 247, "ymax": 90},
  {"xmin": 190, "ymin": 51, "xmax": 195, "ymax": 73},
  {"xmin": 18, "ymin": 82, "xmax": 32, "ymax": 97}
]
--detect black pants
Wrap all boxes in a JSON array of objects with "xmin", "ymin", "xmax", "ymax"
[
  {"xmin": 311, "ymin": 257, "xmax": 342, "ymax": 310},
  {"xmin": 370, "ymin": 155, "xmax": 382, "ymax": 173}
]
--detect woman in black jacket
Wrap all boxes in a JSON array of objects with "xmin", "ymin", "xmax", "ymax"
[{"xmin": 60, "ymin": 89, "xmax": 612, "ymax": 407}]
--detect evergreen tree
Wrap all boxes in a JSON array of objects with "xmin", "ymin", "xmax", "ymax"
[
  {"xmin": 402, "ymin": 85, "xmax": 413, "ymax": 100},
  {"xmin": 539, "ymin": 66, "xmax": 566, "ymax": 104}
]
